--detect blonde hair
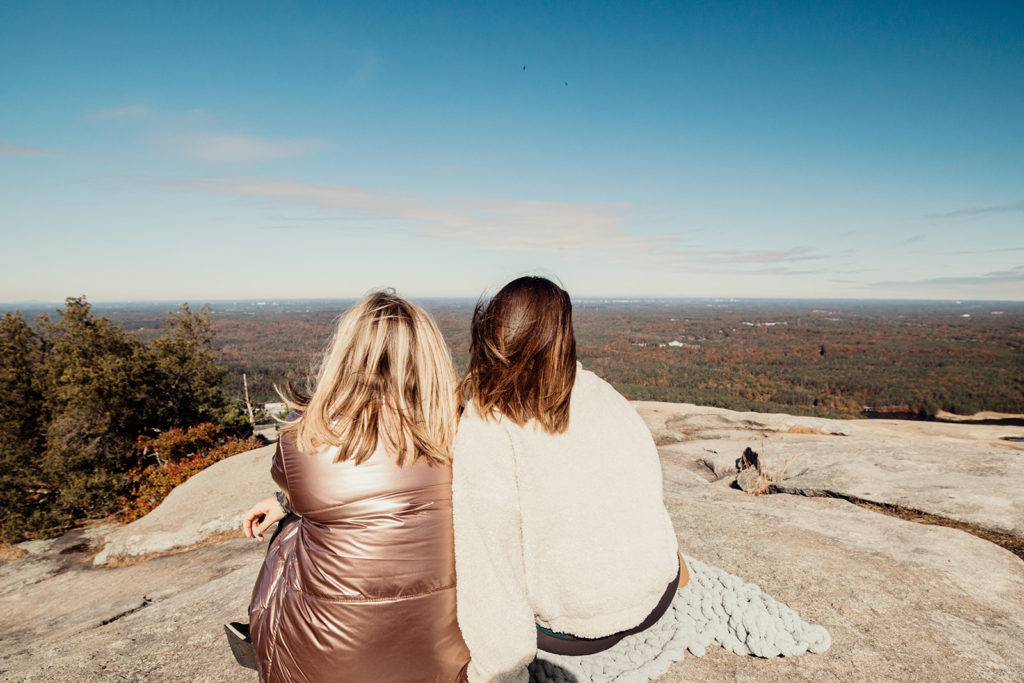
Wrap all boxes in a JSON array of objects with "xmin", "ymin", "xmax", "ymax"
[{"xmin": 279, "ymin": 290, "xmax": 457, "ymax": 466}]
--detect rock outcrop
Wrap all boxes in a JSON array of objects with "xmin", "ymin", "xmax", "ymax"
[
  {"xmin": 93, "ymin": 444, "xmax": 277, "ymax": 565},
  {"xmin": 637, "ymin": 401, "xmax": 1024, "ymax": 552},
  {"xmin": 1, "ymin": 403, "xmax": 1022, "ymax": 681}
]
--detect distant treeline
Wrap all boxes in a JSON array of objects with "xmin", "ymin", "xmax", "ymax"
[
  {"xmin": 573, "ymin": 303, "xmax": 1024, "ymax": 419},
  {"xmin": 192, "ymin": 301, "xmax": 1024, "ymax": 419}
]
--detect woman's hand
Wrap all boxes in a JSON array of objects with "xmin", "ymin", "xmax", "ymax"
[{"xmin": 242, "ymin": 495, "xmax": 287, "ymax": 541}]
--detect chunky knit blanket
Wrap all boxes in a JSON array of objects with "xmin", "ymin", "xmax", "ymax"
[{"xmin": 529, "ymin": 555, "xmax": 831, "ymax": 683}]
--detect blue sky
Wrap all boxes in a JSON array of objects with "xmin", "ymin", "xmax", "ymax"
[{"xmin": 1, "ymin": 1, "xmax": 1022, "ymax": 302}]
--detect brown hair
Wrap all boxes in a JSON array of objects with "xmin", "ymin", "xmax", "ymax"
[
  {"xmin": 278, "ymin": 290, "xmax": 457, "ymax": 466},
  {"xmin": 459, "ymin": 276, "xmax": 576, "ymax": 434}
]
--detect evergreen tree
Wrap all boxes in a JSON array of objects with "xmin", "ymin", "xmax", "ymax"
[
  {"xmin": 148, "ymin": 303, "xmax": 227, "ymax": 428},
  {"xmin": 35, "ymin": 297, "xmax": 152, "ymax": 526},
  {"xmin": 0, "ymin": 313, "xmax": 47, "ymax": 540},
  {"xmin": 0, "ymin": 297, "xmax": 235, "ymax": 542}
]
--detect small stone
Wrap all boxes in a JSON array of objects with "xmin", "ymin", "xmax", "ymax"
[{"xmin": 737, "ymin": 469, "xmax": 763, "ymax": 492}]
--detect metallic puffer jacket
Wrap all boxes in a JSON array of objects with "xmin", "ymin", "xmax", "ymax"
[{"xmin": 249, "ymin": 430, "xmax": 470, "ymax": 682}]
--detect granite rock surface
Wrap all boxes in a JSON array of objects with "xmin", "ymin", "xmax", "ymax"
[
  {"xmin": 2, "ymin": 403, "xmax": 1023, "ymax": 682},
  {"xmin": 635, "ymin": 401, "xmax": 1024, "ymax": 539},
  {"xmin": 92, "ymin": 443, "xmax": 277, "ymax": 565}
]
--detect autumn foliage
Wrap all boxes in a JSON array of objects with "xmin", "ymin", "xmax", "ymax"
[
  {"xmin": 122, "ymin": 424, "xmax": 261, "ymax": 521},
  {"xmin": 200, "ymin": 300, "xmax": 1024, "ymax": 420}
]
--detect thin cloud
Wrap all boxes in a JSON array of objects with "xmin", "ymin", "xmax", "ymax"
[
  {"xmin": 350, "ymin": 53, "xmax": 381, "ymax": 87},
  {"xmin": 0, "ymin": 142, "xmax": 60, "ymax": 157},
  {"xmin": 940, "ymin": 246, "xmax": 1024, "ymax": 256},
  {"xmin": 928, "ymin": 200, "xmax": 1024, "ymax": 219},
  {"xmin": 86, "ymin": 105, "xmax": 154, "ymax": 120},
  {"xmin": 272, "ymin": 213, "xmax": 398, "ymax": 223},
  {"xmin": 85, "ymin": 105, "xmax": 209, "ymax": 123},
  {"xmin": 700, "ymin": 247, "xmax": 821, "ymax": 264},
  {"xmin": 145, "ymin": 176, "xmax": 825, "ymax": 271},
  {"xmin": 162, "ymin": 134, "xmax": 328, "ymax": 162},
  {"xmin": 257, "ymin": 221, "xmax": 380, "ymax": 232},
  {"xmin": 190, "ymin": 177, "xmax": 638, "ymax": 250},
  {"xmin": 745, "ymin": 266, "xmax": 822, "ymax": 276},
  {"xmin": 150, "ymin": 176, "xmax": 678, "ymax": 260},
  {"xmin": 871, "ymin": 266, "xmax": 1024, "ymax": 288}
]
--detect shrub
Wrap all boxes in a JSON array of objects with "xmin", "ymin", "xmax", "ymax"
[
  {"xmin": 122, "ymin": 423, "xmax": 260, "ymax": 522},
  {"xmin": 134, "ymin": 423, "xmax": 222, "ymax": 465}
]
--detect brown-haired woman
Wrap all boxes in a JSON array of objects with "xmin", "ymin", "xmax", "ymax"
[
  {"xmin": 452, "ymin": 276, "xmax": 685, "ymax": 682},
  {"xmin": 242, "ymin": 291, "xmax": 469, "ymax": 682}
]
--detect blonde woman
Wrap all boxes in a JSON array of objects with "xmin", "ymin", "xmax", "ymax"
[{"xmin": 241, "ymin": 291, "xmax": 469, "ymax": 682}]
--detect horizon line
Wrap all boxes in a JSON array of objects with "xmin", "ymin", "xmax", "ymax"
[{"xmin": 3, "ymin": 295, "xmax": 1024, "ymax": 308}]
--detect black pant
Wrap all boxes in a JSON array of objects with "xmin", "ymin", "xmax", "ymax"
[{"xmin": 536, "ymin": 560, "xmax": 681, "ymax": 656}]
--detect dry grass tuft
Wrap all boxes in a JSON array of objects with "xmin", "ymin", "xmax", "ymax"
[
  {"xmin": 0, "ymin": 543, "xmax": 30, "ymax": 562},
  {"xmin": 744, "ymin": 435, "xmax": 798, "ymax": 495},
  {"xmin": 785, "ymin": 425, "xmax": 830, "ymax": 435}
]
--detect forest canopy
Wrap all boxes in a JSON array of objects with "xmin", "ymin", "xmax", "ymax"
[{"xmin": 197, "ymin": 299, "xmax": 1024, "ymax": 420}]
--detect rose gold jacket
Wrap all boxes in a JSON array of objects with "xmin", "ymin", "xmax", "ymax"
[{"xmin": 249, "ymin": 430, "xmax": 469, "ymax": 682}]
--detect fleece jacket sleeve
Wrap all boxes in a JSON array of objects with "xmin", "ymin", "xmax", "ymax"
[{"xmin": 452, "ymin": 416, "xmax": 534, "ymax": 683}]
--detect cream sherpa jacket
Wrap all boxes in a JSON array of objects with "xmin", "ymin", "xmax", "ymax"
[{"xmin": 452, "ymin": 365, "xmax": 679, "ymax": 683}]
